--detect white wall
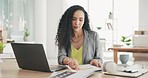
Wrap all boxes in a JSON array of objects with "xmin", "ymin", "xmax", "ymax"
[
  {"xmin": 89, "ymin": 0, "xmax": 112, "ymax": 30},
  {"xmin": 34, "ymin": 0, "xmax": 63, "ymax": 59},
  {"xmin": 34, "ymin": 0, "xmax": 47, "ymax": 51},
  {"xmin": 89, "ymin": 0, "xmax": 113, "ymax": 49},
  {"xmin": 139, "ymin": 0, "xmax": 148, "ymax": 28},
  {"xmin": 63, "ymin": 0, "xmax": 88, "ymax": 13},
  {"xmin": 46, "ymin": 0, "xmax": 63, "ymax": 59},
  {"xmin": 114, "ymin": 0, "xmax": 139, "ymax": 43}
]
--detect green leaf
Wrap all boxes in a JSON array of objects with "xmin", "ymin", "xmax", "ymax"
[
  {"xmin": 121, "ymin": 36, "xmax": 126, "ymax": 42},
  {"xmin": 0, "ymin": 41, "xmax": 4, "ymax": 52},
  {"xmin": 125, "ymin": 39, "xmax": 131, "ymax": 42}
]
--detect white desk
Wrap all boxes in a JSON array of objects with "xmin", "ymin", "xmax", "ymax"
[{"xmin": 0, "ymin": 59, "xmax": 148, "ymax": 78}]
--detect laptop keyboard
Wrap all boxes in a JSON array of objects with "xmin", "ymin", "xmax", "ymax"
[{"xmin": 50, "ymin": 71, "xmax": 76, "ymax": 78}]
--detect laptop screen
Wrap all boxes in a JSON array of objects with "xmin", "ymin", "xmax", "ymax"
[{"xmin": 11, "ymin": 43, "xmax": 52, "ymax": 72}]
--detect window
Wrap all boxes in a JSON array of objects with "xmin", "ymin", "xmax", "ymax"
[{"xmin": 0, "ymin": 0, "xmax": 34, "ymax": 42}]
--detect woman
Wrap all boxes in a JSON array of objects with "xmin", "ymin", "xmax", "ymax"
[{"xmin": 55, "ymin": 5, "xmax": 102, "ymax": 70}]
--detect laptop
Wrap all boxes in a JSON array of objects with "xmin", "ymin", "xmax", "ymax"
[{"xmin": 11, "ymin": 43, "xmax": 67, "ymax": 72}]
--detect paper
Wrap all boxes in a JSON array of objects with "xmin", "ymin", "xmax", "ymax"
[
  {"xmin": 104, "ymin": 69, "xmax": 148, "ymax": 77},
  {"xmin": 79, "ymin": 64, "xmax": 101, "ymax": 70},
  {"xmin": 49, "ymin": 64, "xmax": 102, "ymax": 78},
  {"xmin": 66, "ymin": 64, "xmax": 101, "ymax": 78},
  {"xmin": 67, "ymin": 64, "xmax": 102, "ymax": 72}
]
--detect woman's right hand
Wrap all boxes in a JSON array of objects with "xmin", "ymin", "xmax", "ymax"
[{"xmin": 64, "ymin": 57, "xmax": 80, "ymax": 70}]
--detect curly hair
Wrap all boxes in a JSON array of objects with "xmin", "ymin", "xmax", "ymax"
[{"xmin": 55, "ymin": 5, "xmax": 91, "ymax": 52}]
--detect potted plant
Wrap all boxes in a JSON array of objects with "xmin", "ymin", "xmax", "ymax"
[
  {"xmin": 0, "ymin": 41, "xmax": 5, "ymax": 54},
  {"xmin": 23, "ymin": 26, "xmax": 30, "ymax": 41},
  {"xmin": 121, "ymin": 36, "xmax": 131, "ymax": 46}
]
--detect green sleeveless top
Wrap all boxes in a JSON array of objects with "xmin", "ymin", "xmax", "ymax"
[{"xmin": 71, "ymin": 44, "xmax": 83, "ymax": 65}]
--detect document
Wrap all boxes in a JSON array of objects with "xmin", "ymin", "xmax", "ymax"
[
  {"xmin": 66, "ymin": 64, "xmax": 101, "ymax": 78},
  {"xmin": 49, "ymin": 64, "xmax": 102, "ymax": 78},
  {"xmin": 68, "ymin": 64, "xmax": 101, "ymax": 72}
]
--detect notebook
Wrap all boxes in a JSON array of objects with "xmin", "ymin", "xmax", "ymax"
[{"xmin": 11, "ymin": 43, "xmax": 67, "ymax": 72}]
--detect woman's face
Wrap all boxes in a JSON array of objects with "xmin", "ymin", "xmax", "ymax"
[{"xmin": 72, "ymin": 10, "xmax": 85, "ymax": 32}]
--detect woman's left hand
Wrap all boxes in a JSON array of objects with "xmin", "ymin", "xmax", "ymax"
[{"xmin": 90, "ymin": 59, "xmax": 101, "ymax": 67}]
